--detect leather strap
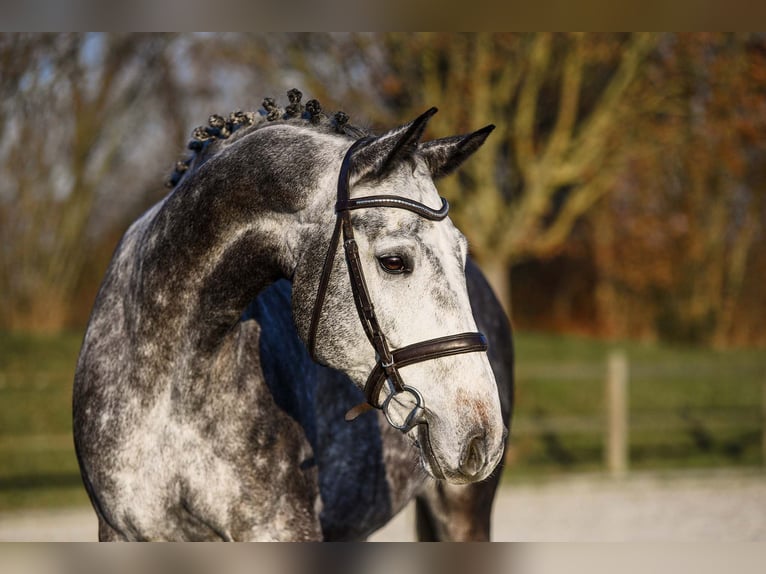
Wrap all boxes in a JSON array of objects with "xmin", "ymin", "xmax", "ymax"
[
  {"xmin": 306, "ymin": 215, "xmax": 343, "ymax": 358},
  {"xmin": 307, "ymin": 137, "xmax": 373, "ymax": 359},
  {"xmin": 359, "ymin": 332, "xmax": 488, "ymax": 411},
  {"xmin": 336, "ymin": 196, "xmax": 449, "ymax": 221}
]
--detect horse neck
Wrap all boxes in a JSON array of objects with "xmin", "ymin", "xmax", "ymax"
[{"xmin": 127, "ymin": 127, "xmax": 343, "ymax": 356}]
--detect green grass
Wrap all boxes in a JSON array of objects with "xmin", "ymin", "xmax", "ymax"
[
  {"xmin": 0, "ymin": 331, "xmax": 90, "ymax": 511},
  {"xmin": 0, "ymin": 330, "xmax": 764, "ymax": 511},
  {"xmin": 508, "ymin": 332, "xmax": 766, "ymax": 479}
]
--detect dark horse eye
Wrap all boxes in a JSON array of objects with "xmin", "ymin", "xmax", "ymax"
[{"xmin": 378, "ymin": 255, "xmax": 407, "ymax": 274}]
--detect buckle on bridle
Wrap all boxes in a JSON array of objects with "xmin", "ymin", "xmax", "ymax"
[{"xmin": 381, "ymin": 383, "xmax": 424, "ymax": 433}]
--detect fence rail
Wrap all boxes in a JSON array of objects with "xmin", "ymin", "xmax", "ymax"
[{"xmin": 511, "ymin": 349, "xmax": 766, "ymax": 475}]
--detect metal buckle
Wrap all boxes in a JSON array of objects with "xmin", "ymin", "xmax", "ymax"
[{"xmin": 381, "ymin": 382, "xmax": 425, "ymax": 433}]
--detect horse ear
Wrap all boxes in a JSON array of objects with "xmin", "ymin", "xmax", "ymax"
[
  {"xmin": 350, "ymin": 108, "xmax": 438, "ymax": 184},
  {"xmin": 419, "ymin": 124, "xmax": 495, "ymax": 179}
]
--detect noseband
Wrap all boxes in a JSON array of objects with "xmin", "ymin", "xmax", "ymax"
[{"xmin": 307, "ymin": 137, "xmax": 489, "ymax": 433}]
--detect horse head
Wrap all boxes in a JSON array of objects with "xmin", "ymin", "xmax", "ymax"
[{"xmin": 292, "ymin": 108, "xmax": 506, "ymax": 484}]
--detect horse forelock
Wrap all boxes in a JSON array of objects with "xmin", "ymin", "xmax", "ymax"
[{"xmin": 165, "ymin": 88, "xmax": 370, "ymax": 190}]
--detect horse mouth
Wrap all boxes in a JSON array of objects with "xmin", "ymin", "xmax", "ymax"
[
  {"xmin": 415, "ymin": 423, "xmax": 502, "ymax": 484},
  {"xmin": 415, "ymin": 423, "xmax": 445, "ymax": 480}
]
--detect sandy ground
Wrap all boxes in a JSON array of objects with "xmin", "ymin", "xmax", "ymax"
[{"xmin": 1, "ymin": 470, "xmax": 764, "ymax": 542}]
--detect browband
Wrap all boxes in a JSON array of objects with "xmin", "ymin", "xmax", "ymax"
[{"xmin": 336, "ymin": 196, "xmax": 449, "ymax": 221}]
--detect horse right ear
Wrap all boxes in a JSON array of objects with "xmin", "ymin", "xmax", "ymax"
[{"xmin": 419, "ymin": 125, "xmax": 495, "ymax": 179}]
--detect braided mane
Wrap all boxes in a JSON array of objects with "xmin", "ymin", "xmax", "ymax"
[{"xmin": 165, "ymin": 88, "xmax": 368, "ymax": 189}]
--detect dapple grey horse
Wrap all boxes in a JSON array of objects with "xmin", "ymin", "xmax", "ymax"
[{"xmin": 73, "ymin": 91, "xmax": 513, "ymax": 541}]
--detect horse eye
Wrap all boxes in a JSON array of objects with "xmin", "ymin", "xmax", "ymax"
[{"xmin": 378, "ymin": 255, "xmax": 408, "ymax": 274}]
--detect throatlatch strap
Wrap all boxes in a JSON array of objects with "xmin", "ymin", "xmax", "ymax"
[
  {"xmin": 307, "ymin": 216, "xmax": 343, "ymax": 359},
  {"xmin": 307, "ymin": 137, "xmax": 373, "ymax": 360}
]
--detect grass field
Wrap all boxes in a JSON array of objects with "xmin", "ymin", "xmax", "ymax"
[
  {"xmin": 509, "ymin": 333, "xmax": 765, "ymax": 479},
  {"xmin": 0, "ymin": 332, "xmax": 89, "ymax": 511},
  {"xmin": 0, "ymin": 330, "xmax": 764, "ymax": 511}
]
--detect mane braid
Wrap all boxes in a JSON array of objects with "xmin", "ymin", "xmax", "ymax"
[{"xmin": 165, "ymin": 89, "xmax": 367, "ymax": 189}]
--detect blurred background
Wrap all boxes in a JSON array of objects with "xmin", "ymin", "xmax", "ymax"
[{"xmin": 0, "ymin": 33, "xmax": 765, "ymax": 539}]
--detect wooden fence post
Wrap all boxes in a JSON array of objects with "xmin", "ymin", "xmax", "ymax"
[
  {"xmin": 762, "ymin": 381, "xmax": 766, "ymax": 466},
  {"xmin": 606, "ymin": 350, "xmax": 629, "ymax": 478}
]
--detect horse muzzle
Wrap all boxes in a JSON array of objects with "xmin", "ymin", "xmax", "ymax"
[{"xmin": 416, "ymin": 420, "xmax": 507, "ymax": 484}]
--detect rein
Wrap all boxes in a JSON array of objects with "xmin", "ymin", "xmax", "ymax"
[{"xmin": 307, "ymin": 137, "xmax": 488, "ymax": 433}]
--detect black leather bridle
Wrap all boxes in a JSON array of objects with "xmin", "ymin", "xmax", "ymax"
[{"xmin": 307, "ymin": 137, "xmax": 489, "ymax": 433}]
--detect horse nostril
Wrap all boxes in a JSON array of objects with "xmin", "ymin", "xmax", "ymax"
[{"xmin": 459, "ymin": 434, "xmax": 486, "ymax": 478}]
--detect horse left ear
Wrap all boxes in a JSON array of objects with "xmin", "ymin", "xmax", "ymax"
[
  {"xmin": 349, "ymin": 107, "xmax": 438, "ymax": 185},
  {"xmin": 419, "ymin": 125, "xmax": 495, "ymax": 179}
]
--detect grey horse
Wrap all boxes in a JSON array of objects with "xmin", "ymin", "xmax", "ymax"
[{"xmin": 73, "ymin": 91, "xmax": 513, "ymax": 541}]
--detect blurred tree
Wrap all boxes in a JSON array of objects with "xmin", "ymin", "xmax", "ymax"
[
  {"xmin": 253, "ymin": 33, "xmax": 658, "ymax": 313},
  {"xmin": 2, "ymin": 33, "xmax": 765, "ymax": 346},
  {"xmin": 0, "ymin": 34, "xmax": 186, "ymax": 330},
  {"xmin": 589, "ymin": 33, "xmax": 766, "ymax": 346},
  {"xmin": 403, "ymin": 33, "xmax": 658, "ymax": 314}
]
